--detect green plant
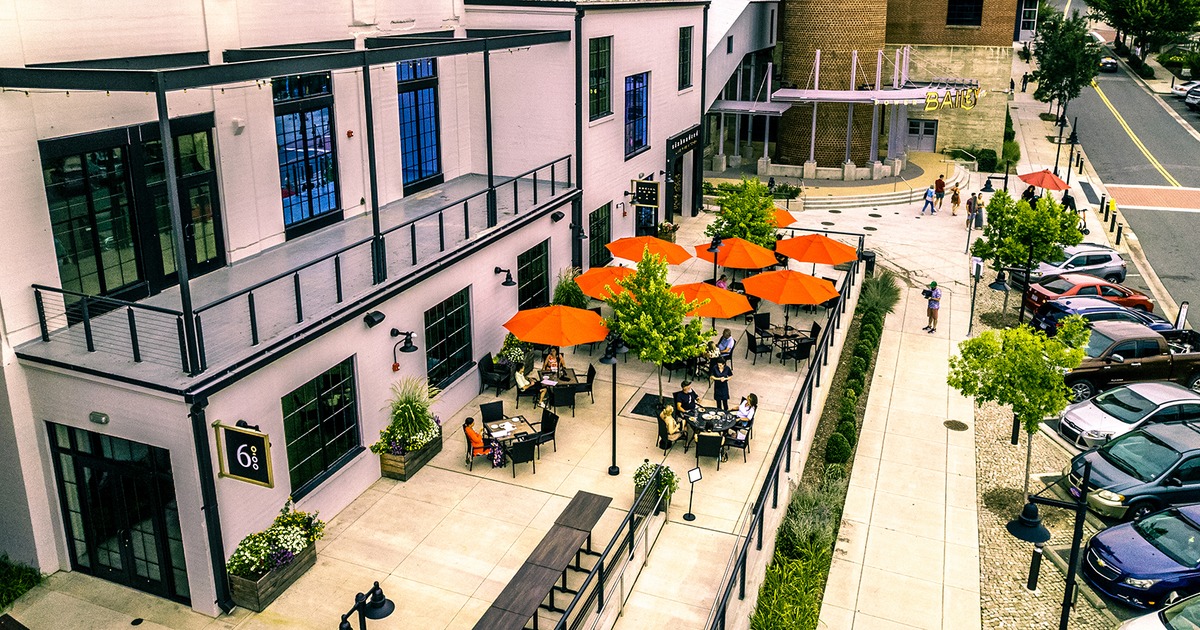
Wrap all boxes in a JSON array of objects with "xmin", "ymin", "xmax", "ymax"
[
  {"xmin": 371, "ymin": 378, "xmax": 442, "ymax": 456},
  {"xmin": 497, "ymin": 332, "xmax": 531, "ymax": 367},
  {"xmin": 773, "ymin": 183, "xmax": 802, "ymax": 200},
  {"xmin": 848, "ymin": 356, "xmax": 868, "ymax": 381},
  {"xmin": 701, "ymin": 180, "xmax": 717, "ymax": 196},
  {"xmin": 0, "ymin": 554, "xmax": 42, "ymax": 610},
  {"xmin": 1002, "ymin": 140, "xmax": 1021, "ymax": 169},
  {"xmin": 823, "ymin": 463, "xmax": 847, "ymax": 482},
  {"xmin": 976, "ymin": 148, "xmax": 999, "ymax": 172},
  {"xmin": 838, "ymin": 392, "xmax": 858, "ymax": 420},
  {"xmin": 859, "ymin": 323, "xmax": 881, "ymax": 347},
  {"xmin": 836, "ymin": 421, "xmax": 858, "ymax": 447},
  {"xmin": 706, "ymin": 177, "xmax": 778, "ymax": 248},
  {"xmin": 633, "ymin": 459, "xmax": 680, "ymax": 503},
  {"xmin": 844, "ymin": 377, "xmax": 864, "ymax": 399},
  {"xmin": 551, "ymin": 267, "xmax": 588, "ymax": 309},
  {"xmin": 227, "ymin": 501, "xmax": 326, "ymax": 579},
  {"xmin": 858, "ymin": 270, "xmax": 901, "ymax": 317},
  {"xmin": 824, "ymin": 433, "xmax": 852, "ymax": 464},
  {"xmin": 1137, "ymin": 63, "xmax": 1156, "ymax": 79},
  {"xmin": 1004, "ymin": 110, "xmax": 1016, "ymax": 142},
  {"xmin": 853, "ymin": 342, "xmax": 873, "ymax": 365},
  {"xmin": 272, "ymin": 499, "xmax": 326, "ymax": 546}
]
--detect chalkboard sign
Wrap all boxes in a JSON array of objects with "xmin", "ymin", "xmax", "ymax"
[
  {"xmin": 214, "ymin": 422, "xmax": 274, "ymax": 488},
  {"xmin": 631, "ymin": 179, "xmax": 659, "ymax": 208}
]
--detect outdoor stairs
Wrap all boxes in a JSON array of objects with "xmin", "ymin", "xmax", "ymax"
[{"xmin": 798, "ymin": 164, "xmax": 970, "ymax": 211}]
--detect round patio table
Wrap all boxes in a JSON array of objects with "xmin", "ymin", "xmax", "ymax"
[{"xmin": 685, "ymin": 408, "xmax": 738, "ymax": 434}]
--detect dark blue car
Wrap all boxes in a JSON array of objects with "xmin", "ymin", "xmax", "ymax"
[
  {"xmin": 1084, "ymin": 505, "xmax": 1200, "ymax": 609},
  {"xmin": 1031, "ymin": 296, "xmax": 1173, "ymax": 337}
]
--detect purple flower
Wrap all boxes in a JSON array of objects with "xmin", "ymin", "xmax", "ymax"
[{"xmin": 269, "ymin": 548, "xmax": 295, "ymax": 569}]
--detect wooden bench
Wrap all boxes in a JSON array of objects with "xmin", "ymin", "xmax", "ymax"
[{"xmin": 474, "ymin": 491, "xmax": 612, "ymax": 630}]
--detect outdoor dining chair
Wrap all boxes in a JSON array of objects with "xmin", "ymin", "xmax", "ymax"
[
  {"xmin": 531, "ymin": 408, "xmax": 559, "ymax": 456},
  {"xmin": 465, "ymin": 427, "xmax": 491, "ymax": 471},
  {"xmin": 478, "ymin": 352, "xmax": 512, "ymax": 395},
  {"xmin": 515, "ymin": 380, "xmax": 541, "ymax": 409},
  {"xmin": 725, "ymin": 422, "xmax": 751, "ymax": 462},
  {"xmin": 695, "ymin": 432, "xmax": 725, "ymax": 471},
  {"xmin": 744, "ymin": 331, "xmax": 773, "ymax": 365},
  {"xmin": 507, "ymin": 438, "xmax": 537, "ymax": 478},
  {"xmin": 575, "ymin": 364, "xmax": 597, "ymax": 403},
  {"xmin": 480, "ymin": 400, "xmax": 505, "ymax": 424},
  {"xmin": 550, "ymin": 385, "xmax": 576, "ymax": 417}
]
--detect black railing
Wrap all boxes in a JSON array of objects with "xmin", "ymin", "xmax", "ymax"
[{"xmin": 706, "ymin": 257, "xmax": 860, "ymax": 630}]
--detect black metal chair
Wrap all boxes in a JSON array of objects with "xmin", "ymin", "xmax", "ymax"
[
  {"xmin": 753, "ymin": 312, "xmax": 772, "ymax": 335},
  {"xmin": 743, "ymin": 295, "xmax": 762, "ymax": 324},
  {"xmin": 575, "ymin": 364, "xmax": 597, "ymax": 403},
  {"xmin": 664, "ymin": 358, "xmax": 689, "ymax": 383},
  {"xmin": 507, "ymin": 438, "xmax": 537, "ymax": 477},
  {"xmin": 658, "ymin": 415, "xmax": 684, "ymax": 456},
  {"xmin": 695, "ymin": 433, "xmax": 725, "ymax": 470},
  {"xmin": 465, "ymin": 427, "xmax": 491, "ymax": 471},
  {"xmin": 788, "ymin": 338, "xmax": 815, "ymax": 371},
  {"xmin": 531, "ymin": 408, "xmax": 559, "ymax": 456},
  {"xmin": 550, "ymin": 385, "xmax": 576, "ymax": 417},
  {"xmin": 480, "ymin": 400, "xmax": 505, "ymax": 425},
  {"xmin": 745, "ymin": 331, "xmax": 773, "ymax": 365},
  {"xmin": 809, "ymin": 321, "xmax": 822, "ymax": 341},
  {"xmin": 725, "ymin": 421, "xmax": 752, "ymax": 462},
  {"xmin": 478, "ymin": 353, "xmax": 512, "ymax": 395}
]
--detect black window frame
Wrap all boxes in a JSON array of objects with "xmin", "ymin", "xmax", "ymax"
[
  {"xmin": 946, "ymin": 0, "xmax": 984, "ymax": 26},
  {"xmin": 517, "ymin": 239, "xmax": 551, "ymax": 310},
  {"xmin": 624, "ymin": 72, "xmax": 650, "ymax": 159},
  {"xmin": 281, "ymin": 356, "xmax": 362, "ymax": 498},
  {"xmin": 678, "ymin": 27, "xmax": 694, "ymax": 90},
  {"xmin": 273, "ymin": 72, "xmax": 342, "ymax": 240},
  {"xmin": 589, "ymin": 37, "xmax": 613, "ymax": 121},
  {"xmin": 588, "ymin": 203, "xmax": 613, "ymax": 268},
  {"xmin": 397, "ymin": 59, "xmax": 444, "ymax": 195},
  {"xmin": 425, "ymin": 287, "xmax": 474, "ymax": 388}
]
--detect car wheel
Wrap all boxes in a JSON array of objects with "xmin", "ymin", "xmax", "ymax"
[
  {"xmin": 1127, "ymin": 501, "xmax": 1160, "ymax": 522},
  {"xmin": 1167, "ymin": 590, "xmax": 1183, "ymax": 605},
  {"xmin": 1068, "ymin": 380, "xmax": 1095, "ymax": 402},
  {"xmin": 1104, "ymin": 274, "xmax": 1121, "ymax": 283},
  {"xmin": 1189, "ymin": 374, "xmax": 1200, "ymax": 393}
]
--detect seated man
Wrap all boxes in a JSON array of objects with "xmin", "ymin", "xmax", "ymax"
[{"xmin": 673, "ymin": 380, "xmax": 700, "ymax": 419}]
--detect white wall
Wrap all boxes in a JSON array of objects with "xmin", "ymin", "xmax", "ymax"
[{"xmin": 705, "ymin": 0, "xmax": 778, "ymax": 110}]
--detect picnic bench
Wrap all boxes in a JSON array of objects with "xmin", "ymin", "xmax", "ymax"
[{"xmin": 474, "ymin": 491, "xmax": 612, "ymax": 630}]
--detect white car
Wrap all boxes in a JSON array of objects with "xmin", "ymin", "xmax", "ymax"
[
  {"xmin": 1056, "ymin": 381, "xmax": 1200, "ymax": 449},
  {"xmin": 1120, "ymin": 591, "xmax": 1200, "ymax": 628},
  {"xmin": 1172, "ymin": 81, "xmax": 1200, "ymax": 98}
]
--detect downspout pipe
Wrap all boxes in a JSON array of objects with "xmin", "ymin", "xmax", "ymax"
[
  {"xmin": 189, "ymin": 395, "xmax": 234, "ymax": 613},
  {"xmin": 695, "ymin": 2, "xmax": 708, "ymax": 217},
  {"xmin": 573, "ymin": 6, "xmax": 585, "ymax": 267}
]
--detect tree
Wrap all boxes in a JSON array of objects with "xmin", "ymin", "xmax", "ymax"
[
  {"xmin": 948, "ymin": 318, "xmax": 1090, "ymax": 496},
  {"xmin": 1091, "ymin": 0, "xmax": 1200, "ymax": 61},
  {"xmin": 606, "ymin": 249, "xmax": 712, "ymax": 401},
  {"xmin": 706, "ymin": 177, "xmax": 777, "ymax": 248},
  {"xmin": 971, "ymin": 189, "xmax": 1083, "ymax": 280},
  {"xmin": 1031, "ymin": 10, "xmax": 1101, "ymax": 113}
]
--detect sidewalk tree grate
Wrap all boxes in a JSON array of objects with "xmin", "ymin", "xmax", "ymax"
[
  {"xmin": 869, "ymin": 213, "xmax": 882, "ymax": 218},
  {"xmin": 944, "ymin": 420, "xmax": 968, "ymax": 431},
  {"xmin": 863, "ymin": 226, "xmax": 877, "ymax": 232}
]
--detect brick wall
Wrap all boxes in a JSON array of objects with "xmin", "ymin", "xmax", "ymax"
[{"xmin": 885, "ymin": 0, "xmax": 1016, "ymax": 47}]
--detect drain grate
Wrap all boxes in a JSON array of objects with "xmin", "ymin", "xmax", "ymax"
[
  {"xmin": 944, "ymin": 420, "xmax": 969, "ymax": 432},
  {"xmin": 821, "ymin": 221, "xmax": 835, "ymax": 226},
  {"xmin": 869, "ymin": 213, "xmax": 882, "ymax": 218},
  {"xmin": 829, "ymin": 209, "xmax": 842, "ymax": 213},
  {"xmin": 863, "ymin": 226, "xmax": 877, "ymax": 231}
]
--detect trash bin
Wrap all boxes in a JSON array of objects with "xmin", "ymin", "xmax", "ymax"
[{"xmin": 860, "ymin": 250, "xmax": 877, "ymax": 277}]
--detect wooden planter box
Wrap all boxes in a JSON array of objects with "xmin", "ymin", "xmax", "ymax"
[
  {"xmin": 229, "ymin": 542, "xmax": 316, "ymax": 612},
  {"xmin": 379, "ymin": 426, "xmax": 443, "ymax": 482},
  {"xmin": 633, "ymin": 484, "xmax": 671, "ymax": 516}
]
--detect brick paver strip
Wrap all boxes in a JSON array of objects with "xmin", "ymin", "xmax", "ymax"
[{"xmin": 1106, "ymin": 184, "xmax": 1200, "ymax": 210}]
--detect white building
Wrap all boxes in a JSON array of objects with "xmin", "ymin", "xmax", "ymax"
[{"xmin": 0, "ymin": 0, "xmax": 770, "ymax": 617}]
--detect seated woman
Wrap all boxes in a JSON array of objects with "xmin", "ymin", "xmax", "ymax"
[
  {"xmin": 463, "ymin": 417, "xmax": 490, "ymax": 462},
  {"xmin": 735, "ymin": 393, "xmax": 758, "ymax": 421},
  {"xmin": 715, "ymin": 274, "xmax": 729, "ymax": 289},
  {"xmin": 659, "ymin": 405, "xmax": 686, "ymax": 446},
  {"xmin": 543, "ymin": 346, "xmax": 566, "ymax": 372}
]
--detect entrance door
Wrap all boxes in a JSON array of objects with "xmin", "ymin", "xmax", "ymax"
[
  {"xmin": 49, "ymin": 424, "xmax": 190, "ymax": 604},
  {"xmin": 906, "ymin": 120, "xmax": 938, "ymax": 152},
  {"xmin": 666, "ymin": 158, "xmax": 684, "ymax": 224},
  {"xmin": 635, "ymin": 205, "xmax": 657, "ymax": 237}
]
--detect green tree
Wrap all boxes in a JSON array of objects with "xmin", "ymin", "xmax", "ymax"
[
  {"xmin": 970, "ymin": 189, "xmax": 1083, "ymax": 282},
  {"xmin": 1091, "ymin": 0, "xmax": 1200, "ymax": 61},
  {"xmin": 706, "ymin": 177, "xmax": 777, "ymax": 247},
  {"xmin": 606, "ymin": 249, "xmax": 712, "ymax": 401},
  {"xmin": 1031, "ymin": 10, "xmax": 1101, "ymax": 114},
  {"xmin": 948, "ymin": 318, "xmax": 1090, "ymax": 496}
]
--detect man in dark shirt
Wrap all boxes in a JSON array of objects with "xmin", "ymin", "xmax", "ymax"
[
  {"xmin": 934, "ymin": 175, "xmax": 946, "ymax": 212},
  {"xmin": 674, "ymin": 381, "xmax": 700, "ymax": 418}
]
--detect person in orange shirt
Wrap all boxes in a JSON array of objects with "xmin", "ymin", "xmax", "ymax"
[{"xmin": 463, "ymin": 417, "xmax": 489, "ymax": 462}]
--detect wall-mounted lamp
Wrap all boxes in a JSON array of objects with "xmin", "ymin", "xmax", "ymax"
[
  {"xmin": 390, "ymin": 329, "xmax": 418, "ymax": 371},
  {"xmin": 659, "ymin": 170, "xmax": 675, "ymax": 185},
  {"xmin": 617, "ymin": 201, "xmax": 628, "ymax": 217},
  {"xmin": 550, "ymin": 210, "xmax": 566, "ymax": 222},
  {"xmin": 495, "ymin": 267, "xmax": 516, "ymax": 287},
  {"xmin": 363, "ymin": 311, "xmax": 386, "ymax": 328},
  {"xmin": 570, "ymin": 223, "xmax": 589, "ymax": 239}
]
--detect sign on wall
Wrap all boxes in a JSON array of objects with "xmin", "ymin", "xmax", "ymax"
[
  {"xmin": 631, "ymin": 179, "xmax": 660, "ymax": 208},
  {"xmin": 924, "ymin": 88, "xmax": 985, "ymax": 112},
  {"xmin": 214, "ymin": 421, "xmax": 274, "ymax": 488}
]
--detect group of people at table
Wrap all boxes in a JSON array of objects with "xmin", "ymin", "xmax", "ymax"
[{"xmin": 660, "ymin": 363, "xmax": 758, "ymax": 463}]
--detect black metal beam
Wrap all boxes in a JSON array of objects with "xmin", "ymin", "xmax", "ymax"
[
  {"xmin": 222, "ymin": 48, "xmax": 343, "ymax": 63},
  {"xmin": 0, "ymin": 66, "xmax": 158, "ymax": 92},
  {"xmin": 27, "ymin": 51, "xmax": 209, "ymax": 70}
]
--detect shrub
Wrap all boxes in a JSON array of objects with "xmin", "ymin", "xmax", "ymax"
[
  {"xmin": 848, "ymin": 356, "xmax": 868, "ymax": 383},
  {"xmin": 859, "ymin": 270, "xmax": 901, "ymax": 317},
  {"xmin": 823, "ymin": 463, "xmax": 847, "ymax": 482},
  {"xmin": 1002, "ymin": 140, "xmax": 1021, "ymax": 169},
  {"xmin": 977, "ymin": 148, "xmax": 999, "ymax": 172},
  {"xmin": 844, "ymin": 377, "xmax": 864, "ymax": 399},
  {"xmin": 853, "ymin": 342, "xmax": 873, "ymax": 364},
  {"xmin": 837, "ymin": 421, "xmax": 858, "ymax": 447},
  {"xmin": 1004, "ymin": 110, "xmax": 1015, "ymax": 142},
  {"xmin": 839, "ymin": 393, "xmax": 857, "ymax": 423},
  {"xmin": 774, "ymin": 183, "xmax": 802, "ymax": 199},
  {"xmin": 0, "ymin": 554, "xmax": 42, "ymax": 609},
  {"xmin": 371, "ymin": 378, "xmax": 442, "ymax": 456},
  {"xmin": 824, "ymin": 433, "xmax": 852, "ymax": 464},
  {"xmin": 862, "ymin": 310, "xmax": 885, "ymax": 332},
  {"xmin": 701, "ymin": 180, "xmax": 717, "ymax": 196},
  {"xmin": 860, "ymin": 324, "xmax": 881, "ymax": 348},
  {"xmin": 1137, "ymin": 63, "xmax": 1155, "ymax": 79},
  {"xmin": 227, "ymin": 501, "xmax": 325, "ymax": 579},
  {"xmin": 551, "ymin": 267, "xmax": 588, "ymax": 309}
]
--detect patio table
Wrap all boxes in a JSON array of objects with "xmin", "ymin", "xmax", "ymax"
[
  {"xmin": 484, "ymin": 416, "xmax": 536, "ymax": 446},
  {"xmin": 686, "ymin": 408, "xmax": 738, "ymax": 434},
  {"xmin": 539, "ymin": 367, "xmax": 577, "ymax": 387}
]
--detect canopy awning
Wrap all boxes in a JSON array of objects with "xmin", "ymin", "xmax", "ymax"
[
  {"xmin": 771, "ymin": 82, "xmax": 984, "ymax": 106},
  {"xmin": 709, "ymin": 99, "xmax": 791, "ymax": 116}
]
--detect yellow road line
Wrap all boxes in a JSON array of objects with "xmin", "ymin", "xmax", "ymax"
[{"xmin": 1090, "ymin": 79, "xmax": 1182, "ymax": 187}]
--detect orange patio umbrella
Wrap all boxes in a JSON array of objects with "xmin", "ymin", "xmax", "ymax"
[
  {"xmin": 742, "ymin": 270, "xmax": 839, "ymax": 328},
  {"xmin": 671, "ymin": 282, "xmax": 753, "ymax": 320},
  {"xmin": 775, "ymin": 234, "xmax": 858, "ymax": 274},
  {"xmin": 606, "ymin": 236, "xmax": 692, "ymax": 265},
  {"xmin": 773, "ymin": 208, "xmax": 797, "ymax": 228},
  {"xmin": 1018, "ymin": 169, "xmax": 1069, "ymax": 192},
  {"xmin": 693, "ymin": 237, "xmax": 778, "ymax": 270},
  {"xmin": 503, "ymin": 305, "xmax": 609, "ymax": 347},
  {"xmin": 575, "ymin": 266, "xmax": 633, "ymax": 300}
]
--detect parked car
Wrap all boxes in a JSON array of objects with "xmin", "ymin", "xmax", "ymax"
[
  {"xmin": 1010, "ymin": 243, "xmax": 1127, "ymax": 287},
  {"xmin": 1100, "ymin": 56, "xmax": 1120, "ymax": 72},
  {"xmin": 1065, "ymin": 321, "xmax": 1200, "ymax": 401},
  {"xmin": 1065, "ymin": 422, "xmax": 1200, "ymax": 521},
  {"xmin": 1118, "ymin": 591, "xmax": 1200, "ymax": 628},
  {"xmin": 1030, "ymin": 297, "xmax": 1173, "ymax": 337},
  {"xmin": 1172, "ymin": 80, "xmax": 1200, "ymax": 98},
  {"xmin": 1057, "ymin": 382, "xmax": 1200, "ymax": 449},
  {"xmin": 1187, "ymin": 87, "xmax": 1200, "ymax": 112},
  {"xmin": 1025, "ymin": 273, "xmax": 1155, "ymax": 313},
  {"xmin": 1084, "ymin": 505, "xmax": 1200, "ymax": 609}
]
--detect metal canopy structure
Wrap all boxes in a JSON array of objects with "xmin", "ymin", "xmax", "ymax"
[
  {"xmin": 709, "ymin": 99, "xmax": 790, "ymax": 116},
  {"xmin": 771, "ymin": 79, "xmax": 983, "ymax": 106}
]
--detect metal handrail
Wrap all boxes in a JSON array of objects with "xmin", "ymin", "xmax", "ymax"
[{"xmin": 33, "ymin": 284, "xmax": 183, "ymax": 316}]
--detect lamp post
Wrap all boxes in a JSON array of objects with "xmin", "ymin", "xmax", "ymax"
[
  {"xmin": 967, "ymin": 258, "xmax": 983, "ymax": 335},
  {"xmin": 1065, "ymin": 118, "xmax": 1079, "ymax": 185},
  {"xmin": 1006, "ymin": 460, "xmax": 1092, "ymax": 630},
  {"xmin": 707, "ymin": 236, "xmax": 724, "ymax": 283},
  {"xmin": 339, "ymin": 581, "xmax": 396, "ymax": 630},
  {"xmin": 600, "ymin": 336, "xmax": 629, "ymax": 476},
  {"xmin": 1052, "ymin": 105, "xmax": 1069, "ymax": 176}
]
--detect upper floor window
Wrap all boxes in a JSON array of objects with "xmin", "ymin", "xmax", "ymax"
[
  {"xmin": 678, "ymin": 27, "xmax": 694, "ymax": 90},
  {"xmin": 588, "ymin": 203, "xmax": 613, "ymax": 268},
  {"xmin": 625, "ymin": 73, "xmax": 649, "ymax": 158},
  {"xmin": 397, "ymin": 59, "xmax": 443, "ymax": 194},
  {"xmin": 273, "ymin": 73, "xmax": 340, "ymax": 238},
  {"xmin": 946, "ymin": 0, "xmax": 984, "ymax": 26},
  {"xmin": 589, "ymin": 37, "xmax": 612, "ymax": 120}
]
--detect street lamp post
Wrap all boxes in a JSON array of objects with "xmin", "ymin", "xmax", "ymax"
[
  {"xmin": 967, "ymin": 258, "xmax": 983, "ymax": 335},
  {"xmin": 1006, "ymin": 461, "xmax": 1092, "ymax": 630},
  {"xmin": 339, "ymin": 581, "xmax": 396, "ymax": 630},
  {"xmin": 707, "ymin": 236, "xmax": 724, "ymax": 283},
  {"xmin": 1065, "ymin": 117, "xmax": 1079, "ymax": 185},
  {"xmin": 1053, "ymin": 104, "xmax": 1069, "ymax": 176},
  {"xmin": 600, "ymin": 336, "xmax": 629, "ymax": 476}
]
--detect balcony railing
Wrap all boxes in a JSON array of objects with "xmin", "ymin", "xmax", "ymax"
[{"xmin": 27, "ymin": 155, "xmax": 574, "ymax": 378}]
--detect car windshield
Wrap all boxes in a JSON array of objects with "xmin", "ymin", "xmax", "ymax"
[
  {"xmin": 1040, "ymin": 278, "xmax": 1075, "ymax": 294},
  {"xmin": 1098, "ymin": 432, "xmax": 1180, "ymax": 482},
  {"xmin": 1085, "ymin": 331, "xmax": 1114, "ymax": 359},
  {"xmin": 1164, "ymin": 596, "xmax": 1200, "ymax": 630},
  {"xmin": 1136, "ymin": 510, "xmax": 1200, "ymax": 568},
  {"xmin": 1092, "ymin": 388, "xmax": 1158, "ymax": 424}
]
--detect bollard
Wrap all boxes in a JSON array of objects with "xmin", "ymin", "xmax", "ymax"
[
  {"xmin": 1078, "ymin": 154, "xmax": 1084, "ymax": 174},
  {"xmin": 1116, "ymin": 223, "xmax": 1123, "ymax": 245},
  {"xmin": 1109, "ymin": 212, "xmax": 1117, "ymax": 232}
]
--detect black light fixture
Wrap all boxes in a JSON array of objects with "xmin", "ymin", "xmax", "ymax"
[
  {"xmin": 550, "ymin": 210, "xmax": 566, "ymax": 222},
  {"xmin": 390, "ymin": 330, "xmax": 417, "ymax": 371},
  {"xmin": 339, "ymin": 581, "xmax": 395, "ymax": 630},
  {"xmin": 988, "ymin": 271, "xmax": 1009, "ymax": 292},
  {"xmin": 570, "ymin": 223, "xmax": 589, "ymax": 239},
  {"xmin": 1006, "ymin": 502, "xmax": 1051, "ymax": 544},
  {"xmin": 981, "ymin": 178, "xmax": 995, "ymax": 193},
  {"xmin": 707, "ymin": 236, "xmax": 724, "ymax": 283},
  {"xmin": 495, "ymin": 267, "xmax": 516, "ymax": 287},
  {"xmin": 363, "ymin": 311, "xmax": 386, "ymax": 328}
]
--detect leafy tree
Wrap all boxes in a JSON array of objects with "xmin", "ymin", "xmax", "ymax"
[
  {"xmin": 606, "ymin": 249, "xmax": 712, "ymax": 401},
  {"xmin": 1091, "ymin": 0, "xmax": 1200, "ymax": 61},
  {"xmin": 551, "ymin": 267, "xmax": 588, "ymax": 309},
  {"xmin": 948, "ymin": 318, "xmax": 1089, "ymax": 496},
  {"xmin": 970, "ymin": 189, "xmax": 1083, "ymax": 278},
  {"xmin": 706, "ymin": 177, "xmax": 777, "ymax": 248},
  {"xmin": 1031, "ymin": 10, "xmax": 1101, "ymax": 114}
]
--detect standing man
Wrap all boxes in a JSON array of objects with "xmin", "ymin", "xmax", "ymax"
[
  {"xmin": 964, "ymin": 191, "xmax": 978, "ymax": 229},
  {"xmin": 1021, "ymin": 72, "xmax": 1029, "ymax": 92},
  {"xmin": 921, "ymin": 185, "xmax": 936, "ymax": 215},
  {"xmin": 934, "ymin": 174, "xmax": 946, "ymax": 212},
  {"xmin": 923, "ymin": 281, "xmax": 942, "ymax": 334}
]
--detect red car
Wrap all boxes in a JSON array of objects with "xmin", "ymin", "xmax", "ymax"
[{"xmin": 1024, "ymin": 273, "xmax": 1154, "ymax": 313}]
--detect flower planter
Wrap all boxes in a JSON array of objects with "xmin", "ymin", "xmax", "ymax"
[
  {"xmin": 229, "ymin": 542, "xmax": 316, "ymax": 612},
  {"xmin": 379, "ymin": 426, "xmax": 443, "ymax": 482},
  {"xmin": 657, "ymin": 231, "xmax": 677, "ymax": 243},
  {"xmin": 633, "ymin": 484, "xmax": 670, "ymax": 516}
]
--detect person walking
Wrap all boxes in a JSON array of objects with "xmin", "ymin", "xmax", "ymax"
[
  {"xmin": 709, "ymin": 357, "xmax": 732, "ymax": 411},
  {"xmin": 934, "ymin": 174, "xmax": 946, "ymax": 211},
  {"xmin": 1021, "ymin": 72, "xmax": 1029, "ymax": 92},
  {"xmin": 920, "ymin": 185, "xmax": 936, "ymax": 215},
  {"xmin": 965, "ymin": 192, "xmax": 978, "ymax": 229},
  {"xmin": 950, "ymin": 185, "xmax": 961, "ymax": 216},
  {"xmin": 923, "ymin": 281, "xmax": 942, "ymax": 334}
]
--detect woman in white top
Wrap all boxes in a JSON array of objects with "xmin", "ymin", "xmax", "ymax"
[{"xmin": 735, "ymin": 393, "xmax": 758, "ymax": 420}]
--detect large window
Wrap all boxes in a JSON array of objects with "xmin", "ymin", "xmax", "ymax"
[
  {"xmin": 678, "ymin": 27, "xmax": 693, "ymax": 90},
  {"xmin": 397, "ymin": 59, "xmax": 443, "ymax": 194},
  {"xmin": 282, "ymin": 357, "xmax": 360, "ymax": 495},
  {"xmin": 273, "ymin": 73, "xmax": 340, "ymax": 238},
  {"xmin": 425, "ymin": 288, "xmax": 473, "ymax": 388},
  {"xmin": 625, "ymin": 73, "xmax": 650, "ymax": 158},
  {"xmin": 517, "ymin": 240, "xmax": 550, "ymax": 310},
  {"xmin": 588, "ymin": 203, "xmax": 613, "ymax": 268},
  {"xmin": 946, "ymin": 0, "xmax": 984, "ymax": 26},
  {"xmin": 589, "ymin": 37, "xmax": 612, "ymax": 120}
]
